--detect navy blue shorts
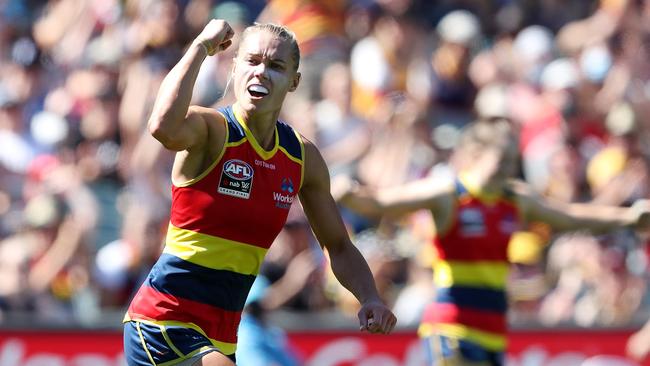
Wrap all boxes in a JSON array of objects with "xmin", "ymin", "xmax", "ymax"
[
  {"xmin": 123, "ymin": 321, "xmax": 235, "ymax": 365},
  {"xmin": 422, "ymin": 333, "xmax": 504, "ymax": 366}
]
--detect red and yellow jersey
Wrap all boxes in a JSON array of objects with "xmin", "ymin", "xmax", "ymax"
[
  {"xmin": 419, "ymin": 176, "xmax": 521, "ymax": 352},
  {"xmin": 125, "ymin": 105, "xmax": 304, "ymax": 356}
]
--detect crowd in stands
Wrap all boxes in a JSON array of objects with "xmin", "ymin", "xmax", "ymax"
[{"xmin": 1, "ymin": 0, "xmax": 650, "ymax": 331}]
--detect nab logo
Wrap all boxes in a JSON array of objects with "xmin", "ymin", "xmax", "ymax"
[
  {"xmin": 223, "ymin": 160, "xmax": 253, "ymax": 180},
  {"xmin": 218, "ymin": 159, "xmax": 254, "ymax": 199}
]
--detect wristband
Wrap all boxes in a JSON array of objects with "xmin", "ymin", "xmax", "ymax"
[{"xmin": 198, "ymin": 40, "xmax": 215, "ymax": 56}]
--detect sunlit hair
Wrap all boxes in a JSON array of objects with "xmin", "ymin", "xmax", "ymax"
[
  {"xmin": 452, "ymin": 119, "xmax": 518, "ymax": 170},
  {"xmin": 239, "ymin": 23, "xmax": 301, "ymax": 71},
  {"xmin": 457, "ymin": 119, "xmax": 516, "ymax": 152}
]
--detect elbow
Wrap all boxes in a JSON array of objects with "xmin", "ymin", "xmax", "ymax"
[
  {"xmin": 340, "ymin": 195, "xmax": 383, "ymax": 219},
  {"xmin": 360, "ymin": 203, "xmax": 385, "ymax": 220},
  {"xmin": 147, "ymin": 116, "xmax": 162, "ymax": 138},
  {"xmin": 148, "ymin": 117, "xmax": 183, "ymax": 151},
  {"xmin": 148, "ymin": 117, "xmax": 167, "ymax": 141},
  {"xmin": 360, "ymin": 206, "xmax": 382, "ymax": 220},
  {"xmin": 362, "ymin": 200, "xmax": 387, "ymax": 218}
]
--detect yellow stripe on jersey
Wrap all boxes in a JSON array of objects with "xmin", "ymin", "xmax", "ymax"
[
  {"xmin": 164, "ymin": 224, "xmax": 267, "ymax": 275},
  {"xmin": 418, "ymin": 322, "xmax": 507, "ymax": 352},
  {"xmin": 278, "ymin": 146, "xmax": 304, "ymax": 165},
  {"xmin": 433, "ymin": 260, "xmax": 510, "ymax": 290}
]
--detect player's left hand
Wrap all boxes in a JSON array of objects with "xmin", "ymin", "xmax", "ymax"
[{"xmin": 358, "ymin": 300, "xmax": 397, "ymax": 334}]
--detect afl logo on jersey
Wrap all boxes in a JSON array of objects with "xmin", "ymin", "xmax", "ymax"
[
  {"xmin": 218, "ymin": 159, "xmax": 254, "ymax": 199},
  {"xmin": 223, "ymin": 160, "xmax": 253, "ymax": 180},
  {"xmin": 459, "ymin": 208, "xmax": 486, "ymax": 237}
]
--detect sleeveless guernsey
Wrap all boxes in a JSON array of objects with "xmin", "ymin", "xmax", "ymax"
[
  {"xmin": 125, "ymin": 105, "xmax": 304, "ymax": 356},
  {"xmin": 419, "ymin": 177, "xmax": 521, "ymax": 352}
]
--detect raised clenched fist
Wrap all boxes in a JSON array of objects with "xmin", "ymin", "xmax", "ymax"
[{"xmin": 195, "ymin": 19, "xmax": 235, "ymax": 56}]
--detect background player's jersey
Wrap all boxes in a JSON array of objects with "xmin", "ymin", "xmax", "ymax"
[
  {"xmin": 125, "ymin": 105, "xmax": 304, "ymax": 356},
  {"xmin": 419, "ymin": 176, "xmax": 521, "ymax": 352}
]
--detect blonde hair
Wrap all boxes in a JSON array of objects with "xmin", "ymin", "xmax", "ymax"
[
  {"xmin": 239, "ymin": 23, "xmax": 301, "ymax": 71},
  {"xmin": 457, "ymin": 119, "xmax": 516, "ymax": 152},
  {"xmin": 452, "ymin": 119, "xmax": 518, "ymax": 170}
]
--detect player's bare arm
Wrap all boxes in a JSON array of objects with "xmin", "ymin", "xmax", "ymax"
[
  {"xmin": 148, "ymin": 19, "xmax": 233, "ymax": 181},
  {"xmin": 512, "ymin": 180, "xmax": 650, "ymax": 233},
  {"xmin": 334, "ymin": 175, "xmax": 456, "ymax": 235},
  {"xmin": 299, "ymin": 139, "xmax": 397, "ymax": 334}
]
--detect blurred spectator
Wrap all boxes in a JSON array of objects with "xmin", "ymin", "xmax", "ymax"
[
  {"xmin": 258, "ymin": 0, "xmax": 348, "ymax": 101},
  {"xmin": 429, "ymin": 9, "xmax": 480, "ymax": 127},
  {"xmin": 313, "ymin": 61, "xmax": 371, "ymax": 177}
]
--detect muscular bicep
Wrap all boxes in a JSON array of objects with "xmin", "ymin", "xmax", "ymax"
[
  {"xmin": 149, "ymin": 106, "xmax": 215, "ymax": 152},
  {"xmin": 169, "ymin": 107, "xmax": 227, "ymax": 183}
]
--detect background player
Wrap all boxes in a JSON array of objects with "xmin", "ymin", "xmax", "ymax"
[{"xmin": 336, "ymin": 118, "xmax": 650, "ymax": 366}]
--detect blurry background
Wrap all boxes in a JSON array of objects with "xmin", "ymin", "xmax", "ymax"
[{"xmin": 1, "ymin": 0, "xmax": 650, "ymax": 365}]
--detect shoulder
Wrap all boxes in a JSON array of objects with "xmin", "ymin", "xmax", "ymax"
[
  {"xmin": 506, "ymin": 179, "xmax": 536, "ymax": 198},
  {"xmin": 299, "ymin": 137, "xmax": 329, "ymax": 189},
  {"xmin": 428, "ymin": 177, "xmax": 458, "ymax": 211},
  {"xmin": 193, "ymin": 105, "xmax": 227, "ymax": 132},
  {"xmin": 301, "ymin": 136, "xmax": 319, "ymax": 156},
  {"xmin": 187, "ymin": 105, "xmax": 226, "ymax": 128},
  {"xmin": 301, "ymin": 137, "xmax": 323, "ymax": 168},
  {"xmin": 301, "ymin": 137, "xmax": 326, "ymax": 170},
  {"xmin": 187, "ymin": 105, "xmax": 226, "ymax": 125},
  {"xmin": 184, "ymin": 105, "xmax": 228, "ymax": 157},
  {"xmin": 505, "ymin": 178, "xmax": 540, "ymax": 214}
]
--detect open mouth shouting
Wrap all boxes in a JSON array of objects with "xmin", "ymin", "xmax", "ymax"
[{"xmin": 247, "ymin": 84, "xmax": 269, "ymax": 99}]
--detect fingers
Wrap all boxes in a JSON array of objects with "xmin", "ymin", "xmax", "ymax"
[
  {"xmin": 199, "ymin": 19, "xmax": 234, "ymax": 55},
  {"xmin": 373, "ymin": 311, "xmax": 396, "ymax": 334},
  {"xmin": 382, "ymin": 311, "xmax": 397, "ymax": 333},
  {"xmin": 358, "ymin": 310, "xmax": 370, "ymax": 331},
  {"xmin": 218, "ymin": 39, "xmax": 233, "ymax": 51},
  {"xmin": 358, "ymin": 307, "xmax": 397, "ymax": 334},
  {"xmin": 217, "ymin": 20, "xmax": 233, "ymax": 39},
  {"xmin": 224, "ymin": 27, "xmax": 235, "ymax": 41}
]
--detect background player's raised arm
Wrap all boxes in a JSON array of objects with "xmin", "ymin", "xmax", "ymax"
[{"xmin": 515, "ymin": 183, "xmax": 650, "ymax": 233}]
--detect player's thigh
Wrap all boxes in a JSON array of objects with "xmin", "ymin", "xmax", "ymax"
[
  {"xmin": 124, "ymin": 321, "xmax": 234, "ymax": 366},
  {"xmin": 189, "ymin": 351, "xmax": 235, "ymax": 366}
]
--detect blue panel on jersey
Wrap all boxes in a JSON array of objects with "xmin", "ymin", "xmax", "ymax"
[
  {"xmin": 435, "ymin": 286, "xmax": 507, "ymax": 313},
  {"xmin": 277, "ymin": 121, "xmax": 302, "ymax": 160},
  {"xmin": 146, "ymin": 254, "xmax": 256, "ymax": 312},
  {"xmin": 218, "ymin": 106, "xmax": 246, "ymax": 143}
]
